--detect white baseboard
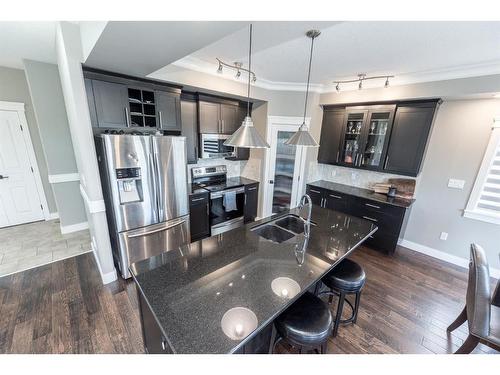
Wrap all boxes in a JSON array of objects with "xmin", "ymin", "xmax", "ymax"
[
  {"xmin": 46, "ymin": 212, "xmax": 59, "ymax": 220},
  {"xmin": 60, "ymin": 221, "xmax": 89, "ymax": 234},
  {"xmin": 399, "ymin": 239, "xmax": 500, "ymax": 279},
  {"xmin": 91, "ymin": 242, "xmax": 117, "ymax": 285}
]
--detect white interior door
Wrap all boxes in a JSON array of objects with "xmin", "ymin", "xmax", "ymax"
[
  {"xmin": 0, "ymin": 110, "xmax": 44, "ymax": 227},
  {"xmin": 263, "ymin": 117, "xmax": 308, "ymax": 217}
]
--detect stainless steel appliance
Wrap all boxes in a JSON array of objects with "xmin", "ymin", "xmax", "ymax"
[
  {"xmin": 191, "ymin": 165, "xmax": 245, "ymax": 235},
  {"xmin": 200, "ymin": 134, "xmax": 236, "ymax": 159},
  {"xmin": 95, "ymin": 133, "xmax": 189, "ymax": 278}
]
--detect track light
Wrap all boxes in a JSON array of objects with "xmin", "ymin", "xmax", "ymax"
[
  {"xmin": 335, "ymin": 83, "xmax": 340, "ymax": 93},
  {"xmin": 217, "ymin": 63, "xmax": 223, "ymax": 74},
  {"xmin": 333, "ymin": 73, "xmax": 395, "ymax": 92},
  {"xmin": 385, "ymin": 77, "xmax": 390, "ymax": 88},
  {"xmin": 252, "ymin": 75, "xmax": 257, "ymax": 83},
  {"xmin": 235, "ymin": 70, "xmax": 241, "ymax": 79},
  {"xmin": 358, "ymin": 80, "xmax": 363, "ymax": 90}
]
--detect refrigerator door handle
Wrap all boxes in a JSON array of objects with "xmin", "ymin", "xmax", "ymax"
[
  {"xmin": 149, "ymin": 152, "xmax": 159, "ymax": 220},
  {"xmin": 126, "ymin": 218, "xmax": 187, "ymax": 238}
]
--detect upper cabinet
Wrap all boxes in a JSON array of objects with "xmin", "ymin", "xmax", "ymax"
[
  {"xmin": 384, "ymin": 102, "xmax": 437, "ymax": 176},
  {"xmin": 180, "ymin": 99, "xmax": 198, "ymax": 164},
  {"xmin": 198, "ymin": 98, "xmax": 241, "ymax": 135},
  {"xmin": 318, "ymin": 100, "xmax": 439, "ymax": 177},
  {"xmin": 92, "ymin": 80, "xmax": 129, "ymax": 128},
  {"xmin": 83, "ymin": 68, "xmax": 181, "ymax": 132},
  {"xmin": 156, "ymin": 90, "xmax": 181, "ymax": 131}
]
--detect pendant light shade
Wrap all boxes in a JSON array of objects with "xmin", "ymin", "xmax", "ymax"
[
  {"xmin": 224, "ymin": 24, "xmax": 269, "ymax": 149},
  {"xmin": 285, "ymin": 29, "xmax": 320, "ymax": 147},
  {"xmin": 224, "ymin": 116, "xmax": 270, "ymax": 148}
]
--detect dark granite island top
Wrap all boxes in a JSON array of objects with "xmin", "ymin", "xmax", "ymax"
[{"xmin": 130, "ymin": 206, "xmax": 377, "ymax": 354}]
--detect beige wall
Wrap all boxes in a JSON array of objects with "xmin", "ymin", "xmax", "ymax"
[{"xmin": 0, "ymin": 66, "xmax": 57, "ymax": 214}]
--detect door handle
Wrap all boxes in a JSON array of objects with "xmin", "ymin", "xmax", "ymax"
[
  {"xmin": 125, "ymin": 107, "xmax": 131, "ymax": 127},
  {"xmin": 159, "ymin": 111, "xmax": 163, "ymax": 128},
  {"xmin": 269, "ymin": 180, "xmax": 274, "ymax": 184},
  {"xmin": 0, "ymin": 175, "xmax": 9, "ymax": 180}
]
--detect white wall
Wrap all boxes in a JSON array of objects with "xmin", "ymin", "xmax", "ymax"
[{"xmin": 55, "ymin": 22, "xmax": 117, "ymax": 284}]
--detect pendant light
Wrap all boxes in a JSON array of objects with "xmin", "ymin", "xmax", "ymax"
[
  {"xmin": 285, "ymin": 30, "xmax": 320, "ymax": 147},
  {"xmin": 224, "ymin": 24, "xmax": 269, "ymax": 149}
]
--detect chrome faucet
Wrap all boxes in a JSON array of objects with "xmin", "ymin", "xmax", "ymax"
[{"xmin": 298, "ymin": 194, "xmax": 313, "ymax": 238}]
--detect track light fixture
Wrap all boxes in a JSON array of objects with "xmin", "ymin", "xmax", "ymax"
[
  {"xmin": 334, "ymin": 74, "xmax": 394, "ymax": 92},
  {"xmin": 215, "ymin": 58, "xmax": 257, "ymax": 83}
]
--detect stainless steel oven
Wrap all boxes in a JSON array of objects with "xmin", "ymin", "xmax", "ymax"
[
  {"xmin": 201, "ymin": 134, "xmax": 236, "ymax": 159},
  {"xmin": 209, "ymin": 186, "xmax": 245, "ymax": 235}
]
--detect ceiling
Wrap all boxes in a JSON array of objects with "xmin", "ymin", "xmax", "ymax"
[
  {"xmin": 0, "ymin": 22, "xmax": 57, "ymax": 69},
  {"xmin": 84, "ymin": 21, "xmax": 248, "ymax": 76},
  {"xmin": 152, "ymin": 21, "xmax": 500, "ymax": 91}
]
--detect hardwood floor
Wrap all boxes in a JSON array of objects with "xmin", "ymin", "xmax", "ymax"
[{"xmin": 0, "ymin": 245, "xmax": 497, "ymax": 354}]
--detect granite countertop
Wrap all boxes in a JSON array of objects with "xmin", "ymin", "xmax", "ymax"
[
  {"xmin": 131, "ymin": 205, "xmax": 377, "ymax": 354},
  {"xmin": 308, "ymin": 180, "xmax": 415, "ymax": 209}
]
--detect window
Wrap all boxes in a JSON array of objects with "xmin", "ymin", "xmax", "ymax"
[{"xmin": 464, "ymin": 118, "xmax": 500, "ymax": 225}]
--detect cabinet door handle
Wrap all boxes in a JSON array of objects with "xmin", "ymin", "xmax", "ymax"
[
  {"xmin": 125, "ymin": 107, "xmax": 130, "ymax": 127},
  {"xmin": 159, "ymin": 111, "xmax": 163, "ymax": 127},
  {"xmin": 362, "ymin": 216, "xmax": 378, "ymax": 222},
  {"xmin": 191, "ymin": 197, "xmax": 205, "ymax": 202},
  {"xmin": 359, "ymin": 154, "xmax": 364, "ymax": 166},
  {"xmin": 336, "ymin": 151, "xmax": 339, "ymax": 163},
  {"xmin": 384, "ymin": 155, "xmax": 389, "ymax": 169},
  {"xmin": 0, "ymin": 175, "xmax": 9, "ymax": 180},
  {"xmin": 365, "ymin": 203, "xmax": 380, "ymax": 209},
  {"xmin": 244, "ymin": 194, "xmax": 247, "ymax": 205},
  {"xmin": 310, "ymin": 189, "xmax": 321, "ymax": 194},
  {"xmin": 221, "ymin": 119, "xmax": 225, "ymax": 132},
  {"xmin": 161, "ymin": 339, "xmax": 167, "ymax": 351},
  {"xmin": 329, "ymin": 194, "xmax": 342, "ymax": 199},
  {"xmin": 248, "ymin": 187, "xmax": 257, "ymax": 191}
]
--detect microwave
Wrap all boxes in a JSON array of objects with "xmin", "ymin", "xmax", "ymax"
[{"xmin": 201, "ymin": 134, "xmax": 236, "ymax": 159}]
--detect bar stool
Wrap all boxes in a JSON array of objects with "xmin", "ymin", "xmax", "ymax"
[
  {"xmin": 320, "ymin": 258, "xmax": 366, "ymax": 337},
  {"xmin": 269, "ymin": 292, "xmax": 333, "ymax": 354}
]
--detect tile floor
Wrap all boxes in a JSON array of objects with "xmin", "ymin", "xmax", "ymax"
[{"xmin": 0, "ymin": 219, "xmax": 91, "ymax": 277}]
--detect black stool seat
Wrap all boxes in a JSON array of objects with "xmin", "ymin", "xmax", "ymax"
[
  {"xmin": 275, "ymin": 292, "xmax": 333, "ymax": 347},
  {"xmin": 323, "ymin": 258, "xmax": 366, "ymax": 292}
]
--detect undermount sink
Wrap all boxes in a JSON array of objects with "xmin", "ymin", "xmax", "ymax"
[
  {"xmin": 251, "ymin": 214, "xmax": 316, "ymax": 243},
  {"xmin": 252, "ymin": 224, "xmax": 295, "ymax": 243},
  {"xmin": 275, "ymin": 216, "xmax": 306, "ymax": 234}
]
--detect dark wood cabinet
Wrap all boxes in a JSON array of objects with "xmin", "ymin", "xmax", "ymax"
[
  {"xmin": 318, "ymin": 109, "xmax": 345, "ymax": 164},
  {"xmin": 220, "ymin": 103, "xmax": 239, "ymax": 134},
  {"xmin": 156, "ymin": 90, "xmax": 181, "ymax": 131},
  {"xmin": 198, "ymin": 101, "xmax": 220, "ymax": 134},
  {"xmin": 227, "ymin": 106, "xmax": 250, "ymax": 161},
  {"xmin": 181, "ymin": 100, "xmax": 198, "ymax": 164},
  {"xmin": 306, "ymin": 183, "xmax": 410, "ymax": 255},
  {"xmin": 244, "ymin": 183, "xmax": 259, "ymax": 223},
  {"xmin": 318, "ymin": 100, "xmax": 439, "ymax": 177},
  {"xmin": 84, "ymin": 78, "xmax": 98, "ymax": 127},
  {"xmin": 92, "ymin": 79, "xmax": 129, "ymax": 128},
  {"xmin": 384, "ymin": 103, "xmax": 437, "ymax": 177},
  {"xmin": 189, "ymin": 193, "xmax": 210, "ymax": 242},
  {"xmin": 137, "ymin": 291, "xmax": 172, "ymax": 354}
]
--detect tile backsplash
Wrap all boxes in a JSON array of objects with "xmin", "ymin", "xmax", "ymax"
[
  {"xmin": 187, "ymin": 158, "xmax": 247, "ymax": 182},
  {"xmin": 307, "ymin": 162, "xmax": 418, "ymax": 190}
]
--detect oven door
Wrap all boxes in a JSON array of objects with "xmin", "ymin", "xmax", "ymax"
[
  {"xmin": 201, "ymin": 134, "xmax": 235, "ymax": 159},
  {"xmin": 210, "ymin": 186, "xmax": 245, "ymax": 235}
]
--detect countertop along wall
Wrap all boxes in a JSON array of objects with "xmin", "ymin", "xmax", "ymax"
[
  {"xmin": 318, "ymin": 75, "xmax": 500, "ymax": 272},
  {"xmin": 0, "ymin": 65, "xmax": 57, "ymax": 214}
]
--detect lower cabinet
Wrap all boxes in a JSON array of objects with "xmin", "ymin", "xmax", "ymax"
[
  {"xmin": 189, "ymin": 193, "xmax": 210, "ymax": 242},
  {"xmin": 138, "ymin": 291, "xmax": 172, "ymax": 354},
  {"xmin": 244, "ymin": 183, "xmax": 259, "ymax": 223},
  {"xmin": 306, "ymin": 184, "xmax": 408, "ymax": 255}
]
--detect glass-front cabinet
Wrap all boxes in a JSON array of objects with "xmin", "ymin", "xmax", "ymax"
[{"xmin": 339, "ymin": 105, "xmax": 395, "ymax": 170}]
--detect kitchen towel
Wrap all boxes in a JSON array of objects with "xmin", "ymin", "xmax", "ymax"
[{"xmin": 223, "ymin": 191, "xmax": 237, "ymax": 212}]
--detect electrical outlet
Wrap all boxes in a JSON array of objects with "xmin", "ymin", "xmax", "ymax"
[
  {"xmin": 440, "ymin": 232, "xmax": 448, "ymax": 241},
  {"xmin": 448, "ymin": 178, "xmax": 465, "ymax": 189}
]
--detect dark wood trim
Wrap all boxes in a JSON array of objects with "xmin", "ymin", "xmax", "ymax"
[{"xmin": 82, "ymin": 66, "xmax": 182, "ymax": 94}]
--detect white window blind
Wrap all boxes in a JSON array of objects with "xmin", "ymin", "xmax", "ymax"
[{"xmin": 464, "ymin": 118, "xmax": 500, "ymax": 225}]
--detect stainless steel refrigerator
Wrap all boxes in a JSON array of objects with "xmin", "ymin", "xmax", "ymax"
[{"xmin": 95, "ymin": 134, "xmax": 189, "ymax": 278}]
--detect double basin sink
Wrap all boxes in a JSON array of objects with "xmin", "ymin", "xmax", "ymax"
[{"xmin": 251, "ymin": 214, "xmax": 315, "ymax": 243}]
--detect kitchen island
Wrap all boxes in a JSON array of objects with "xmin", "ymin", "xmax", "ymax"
[{"xmin": 130, "ymin": 205, "xmax": 377, "ymax": 354}]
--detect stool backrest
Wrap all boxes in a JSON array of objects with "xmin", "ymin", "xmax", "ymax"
[{"xmin": 466, "ymin": 244, "xmax": 491, "ymax": 337}]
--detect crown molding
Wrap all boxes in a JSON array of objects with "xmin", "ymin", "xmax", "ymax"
[{"xmin": 168, "ymin": 55, "xmax": 500, "ymax": 95}]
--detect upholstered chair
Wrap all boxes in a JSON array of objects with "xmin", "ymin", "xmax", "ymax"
[{"xmin": 447, "ymin": 244, "xmax": 500, "ymax": 354}]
